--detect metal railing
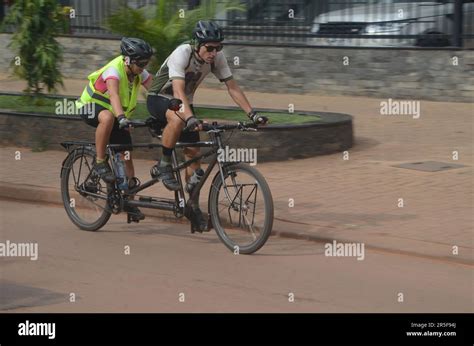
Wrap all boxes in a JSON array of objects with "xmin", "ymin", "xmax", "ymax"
[
  {"xmin": 2, "ymin": 0, "xmax": 473, "ymax": 48},
  {"xmin": 66, "ymin": 0, "xmax": 164, "ymax": 36},
  {"xmin": 221, "ymin": 0, "xmax": 473, "ymax": 48}
]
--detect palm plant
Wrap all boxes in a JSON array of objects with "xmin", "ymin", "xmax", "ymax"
[{"xmin": 106, "ymin": 0, "xmax": 245, "ymax": 73}]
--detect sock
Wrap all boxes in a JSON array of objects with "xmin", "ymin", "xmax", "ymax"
[
  {"xmin": 160, "ymin": 147, "xmax": 173, "ymax": 167},
  {"xmin": 159, "ymin": 155, "xmax": 171, "ymax": 167},
  {"xmin": 96, "ymin": 158, "xmax": 106, "ymax": 164}
]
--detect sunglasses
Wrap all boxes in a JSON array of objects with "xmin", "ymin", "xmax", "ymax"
[
  {"xmin": 133, "ymin": 60, "xmax": 149, "ymax": 68},
  {"xmin": 204, "ymin": 44, "xmax": 223, "ymax": 52}
]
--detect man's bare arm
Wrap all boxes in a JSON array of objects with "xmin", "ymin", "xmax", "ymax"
[{"xmin": 225, "ymin": 79, "xmax": 252, "ymax": 114}]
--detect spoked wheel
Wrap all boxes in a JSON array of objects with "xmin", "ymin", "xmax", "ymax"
[
  {"xmin": 209, "ymin": 163, "xmax": 273, "ymax": 254},
  {"xmin": 60, "ymin": 148, "xmax": 112, "ymax": 231}
]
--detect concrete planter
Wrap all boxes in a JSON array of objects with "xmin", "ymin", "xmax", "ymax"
[{"xmin": 0, "ymin": 110, "xmax": 352, "ymax": 162}]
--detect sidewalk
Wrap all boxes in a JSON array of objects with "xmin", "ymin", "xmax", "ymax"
[{"xmin": 1, "ymin": 75, "xmax": 473, "ymax": 264}]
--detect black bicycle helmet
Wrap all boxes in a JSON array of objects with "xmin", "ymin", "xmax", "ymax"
[
  {"xmin": 120, "ymin": 37, "xmax": 153, "ymax": 60},
  {"xmin": 193, "ymin": 20, "xmax": 224, "ymax": 43}
]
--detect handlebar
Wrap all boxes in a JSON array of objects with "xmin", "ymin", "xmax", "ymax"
[
  {"xmin": 201, "ymin": 121, "xmax": 258, "ymax": 132},
  {"xmin": 127, "ymin": 120, "xmax": 149, "ymax": 128}
]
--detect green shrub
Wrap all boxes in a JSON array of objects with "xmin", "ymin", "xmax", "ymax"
[
  {"xmin": 6, "ymin": 0, "xmax": 67, "ymax": 94},
  {"xmin": 106, "ymin": 0, "xmax": 245, "ymax": 73}
]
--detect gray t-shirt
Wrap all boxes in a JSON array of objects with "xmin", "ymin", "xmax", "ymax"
[{"xmin": 149, "ymin": 43, "xmax": 233, "ymax": 103}]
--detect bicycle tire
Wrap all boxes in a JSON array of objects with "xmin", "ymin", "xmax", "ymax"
[
  {"xmin": 208, "ymin": 163, "xmax": 274, "ymax": 254},
  {"xmin": 61, "ymin": 148, "xmax": 111, "ymax": 231}
]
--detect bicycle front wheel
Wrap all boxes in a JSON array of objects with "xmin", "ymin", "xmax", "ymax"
[
  {"xmin": 60, "ymin": 147, "xmax": 111, "ymax": 231},
  {"xmin": 209, "ymin": 163, "xmax": 274, "ymax": 254}
]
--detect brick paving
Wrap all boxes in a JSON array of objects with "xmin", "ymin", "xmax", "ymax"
[{"xmin": 0, "ymin": 76, "xmax": 472, "ymax": 263}]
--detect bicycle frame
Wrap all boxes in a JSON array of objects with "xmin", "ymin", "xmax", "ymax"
[
  {"xmin": 60, "ymin": 118, "xmax": 272, "ymax": 254},
  {"xmin": 61, "ymin": 130, "xmax": 234, "ymax": 218}
]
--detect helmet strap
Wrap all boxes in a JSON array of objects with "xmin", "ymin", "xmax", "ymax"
[
  {"xmin": 123, "ymin": 57, "xmax": 138, "ymax": 78},
  {"xmin": 194, "ymin": 43, "xmax": 206, "ymax": 64}
]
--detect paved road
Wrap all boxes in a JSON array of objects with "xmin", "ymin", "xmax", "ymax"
[
  {"xmin": 2, "ymin": 83, "xmax": 473, "ymax": 263},
  {"xmin": 1, "ymin": 200, "xmax": 471, "ymax": 313},
  {"xmin": 1, "ymin": 143, "xmax": 472, "ymax": 264}
]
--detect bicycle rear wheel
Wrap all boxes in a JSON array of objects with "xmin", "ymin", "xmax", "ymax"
[
  {"xmin": 60, "ymin": 147, "xmax": 111, "ymax": 231},
  {"xmin": 209, "ymin": 163, "xmax": 273, "ymax": 254}
]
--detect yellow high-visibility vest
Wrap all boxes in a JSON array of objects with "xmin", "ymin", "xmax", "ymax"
[{"xmin": 76, "ymin": 55, "xmax": 141, "ymax": 118}]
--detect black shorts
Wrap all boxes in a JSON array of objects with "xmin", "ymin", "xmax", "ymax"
[
  {"xmin": 146, "ymin": 94, "xmax": 200, "ymax": 144},
  {"xmin": 80, "ymin": 103, "xmax": 133, "ymax": 149}
]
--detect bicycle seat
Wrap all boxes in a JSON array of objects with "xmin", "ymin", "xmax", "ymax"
[{"xmin": 168, "ymin": 98, "xmax": 182, "ymax": 111}]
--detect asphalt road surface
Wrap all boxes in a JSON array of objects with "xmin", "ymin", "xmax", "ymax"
[{"xmin": 0, "ymin": 199, "xmax": 472, "ymax": 313}]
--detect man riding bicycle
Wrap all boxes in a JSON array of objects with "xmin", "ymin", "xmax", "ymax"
[
  {"xmin": 76, "ymin": 37, "xmax": 153, "ymax": 222},
  {"xmin": 146, "ymin": 20, "xmax": 269, "ymax": 233}
]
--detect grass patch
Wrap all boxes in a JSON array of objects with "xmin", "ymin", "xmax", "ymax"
[
  {"xmin": 0, "ymin": 95, "xmax": 321, "ymax": 125},
  {"xmin": 0, "ymin": 95, "xmax": 58, "ymax": 113},
  {"xmin": 192, "ymin": 107, "xmax": 320, "ymax": 125}
]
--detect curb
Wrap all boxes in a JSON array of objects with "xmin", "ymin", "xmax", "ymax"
[
  {"xmin": 0, "ymin": 182, "xmax": 187, "ymax": 226},
  {"xmin": 0, "ymin": 182, "xmax": 471, "ymax": 266}
]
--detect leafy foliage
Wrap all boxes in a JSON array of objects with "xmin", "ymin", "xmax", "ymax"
[
  {"xmin": 6, "ymin": 0, "xmax": 67, "ymax": 94},
  {"xmin": 106, "ymin": 0, "xmax": 245, "ymax": 72}
]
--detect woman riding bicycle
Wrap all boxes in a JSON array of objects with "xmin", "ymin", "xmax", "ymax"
[{"xmin": 75, "ymin": 37, "xmax": 153, "ymax": 221}]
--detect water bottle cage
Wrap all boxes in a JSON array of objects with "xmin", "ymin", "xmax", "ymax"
[
  {"xmin": 128, "ymin": 177, "xmax": 141, "ymax": 190},
  {"xmin": 117, "ymin": 178, "xmax": 128, "ymax": 190}
]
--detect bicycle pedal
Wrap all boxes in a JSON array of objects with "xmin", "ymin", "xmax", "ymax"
[
  {"xmin": 190, "ymin": 225, "xmax": 201, "ymax": 234},
  {"xmin": 126, "ymin": 214, "xmax": 140, "ymax": 223},
  {"xmin": 191, "ymin": 223, "xmax": 210, "ymax": 233},
  {"xmin": 127, "ymin": 215, "xmax": 140, "ymax": 224}
]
